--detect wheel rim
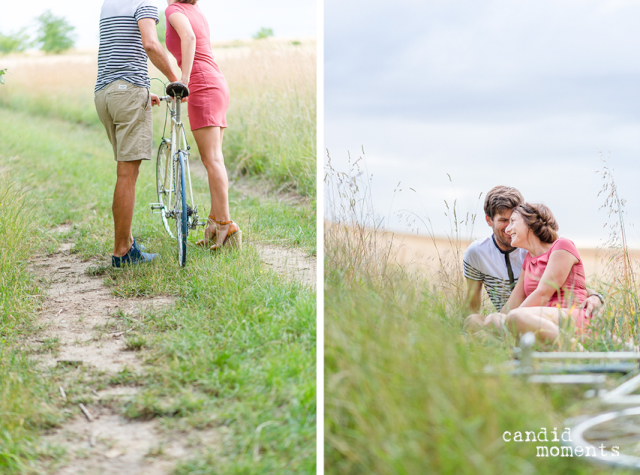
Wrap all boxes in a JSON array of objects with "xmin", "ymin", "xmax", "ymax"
[
  {"xmin": 175, "ymin": 152, "xmax": 188, "ymax": 267},
  {"xmin": 156, "ymin": 141, "xmax": 174, "ymax": 238},
  {"xmin": 569, "ymin": 406, "xmax": 640, "ymax": 468}
]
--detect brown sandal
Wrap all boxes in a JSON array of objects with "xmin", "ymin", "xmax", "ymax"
[
  {"xmin": 210, "ymin": 219, "xmax": 242, "ymax": 251},
  {"xmin": 196, "ymin": 213, "xmax": 217, "ymax": 247}
]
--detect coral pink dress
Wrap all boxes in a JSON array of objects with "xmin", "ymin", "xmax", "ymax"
[
  {"xmin": 521, "ymin": 238, "xmax": 589, "ymax": 327},
  {"xmin": 165, "ymin": 3, "xmax": 229, "ymax": 130}
]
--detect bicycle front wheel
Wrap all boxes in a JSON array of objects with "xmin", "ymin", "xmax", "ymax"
[
  {"xmin": 156, "ymin": 140, "xmax": 174, "ymax": 238},
  {"xmin": 568, "ymin": 406, "xmax": 640, "ymax": 469},
  {"xmin": 174, "ymin": 151, "xmax": 188, "ymax": 267}
]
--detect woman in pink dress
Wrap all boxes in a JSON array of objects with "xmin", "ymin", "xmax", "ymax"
[
  {"xmin": 481, "ymin": 203, "xmax": 590, "ymax": 343},
  {"xmin": 165, "ymin": 0, "xmax": 241, "ymax": 250}
]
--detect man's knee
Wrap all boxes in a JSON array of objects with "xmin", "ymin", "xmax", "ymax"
[
  {"xmin": 484, "ymin": 312, "xmax": 506, "ymax": 330},
  {"xmin": 464, "ymin": 314, "xmax": 484, "ymax": 330},
  {"xmin": 116, "ymin": 160, "xmax": 142, "ymax": 181}
]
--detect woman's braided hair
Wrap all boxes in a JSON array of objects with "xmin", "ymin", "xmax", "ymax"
[
  {"xmin": 515, "ymin": 203, "xmax": 559, "ymax": 243},
  {"xmin": 176, "ymin": 0, "xmax": 198, "ymax": 4}
]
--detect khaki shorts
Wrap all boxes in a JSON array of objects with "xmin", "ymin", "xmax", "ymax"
[{"xmin": 94, "ymin": 80, "xmax": 152, "ymax": 162}]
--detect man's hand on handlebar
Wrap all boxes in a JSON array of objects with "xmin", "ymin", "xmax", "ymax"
[{"xmin": 150, "ymin": 93, "xmax": 161, "ymax": 106}]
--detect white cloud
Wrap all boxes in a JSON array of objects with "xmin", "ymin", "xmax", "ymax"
[{"xmin": 325, "ymin": 0, "xmax": 640, "ymax": 246}]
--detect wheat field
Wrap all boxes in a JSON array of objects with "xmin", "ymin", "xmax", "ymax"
[{"xmin": 0, "ymin": 38, "xmax": 316, "ymax": 195}]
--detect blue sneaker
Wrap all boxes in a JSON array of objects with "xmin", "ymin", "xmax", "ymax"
[{"xmin": 112, "ymin": 239, "xmax": 159, "ymax": 268}]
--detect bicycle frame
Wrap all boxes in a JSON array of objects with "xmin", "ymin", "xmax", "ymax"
[
  {"xmin": 151, "ymin": 86, "xmax": 208, "ymax": 266},
  {"xmin": 159, "ymin": 95, "xmax": 197, "ymax": 222}
]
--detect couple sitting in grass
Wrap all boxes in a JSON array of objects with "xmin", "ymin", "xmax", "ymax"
[{"xmin": 463, "ymin": 186, "xmax": 604, "ymax": 344}]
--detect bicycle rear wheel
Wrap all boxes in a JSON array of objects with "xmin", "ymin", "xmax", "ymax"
[
  {"xmin": 156, "ymin": 140, "xmax": 174, "ymax": 238},
  {"xmin": 174, "ymin": 151, "xmax": 188, "ymax": 267}
]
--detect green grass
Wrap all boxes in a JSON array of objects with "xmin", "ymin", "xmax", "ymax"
[
  {"xmin": 324, "ymin": 164, "xmax": 638, "ymax": 474},
  {"xmin": 0, "ymin": 182, "xmax": 64, "ymax": 473},
  {"xmin": 0, "ymin": 101, "xmax": 315, "ymax": 473},
  {"xmin": 0, "ymin": 42, "xmax": 316, "ymax": 197},
  {"xmin": 0, "ymin": 107, "xmax": 315, "ymax": 254}
]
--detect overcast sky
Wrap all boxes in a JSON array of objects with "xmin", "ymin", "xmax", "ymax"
[
  {"xmin": 325, "ymin": 0, "xmax": 640, "ymax": 248},
  {"xmin": 2, "ymin": 1, "xmax": 316, "ymax": 48}
]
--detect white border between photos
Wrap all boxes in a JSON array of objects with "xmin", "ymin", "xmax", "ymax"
[{"xmin": 316, "ymin": 0, "xmax": 325, "ymax": 471}]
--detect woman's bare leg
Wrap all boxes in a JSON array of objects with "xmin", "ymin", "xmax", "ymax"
[
  {"xmin": 505, "ymin": 307, "xmax": 568, "ymax": 343},
  {"xmin": 192, "ymin": 126, "xmax": 230, "ymax": 241}
]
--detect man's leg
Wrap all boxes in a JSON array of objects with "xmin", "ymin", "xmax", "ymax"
[
  {"xmin": 464, "ymin": 314, "xmax": 486, "ymax": 332},
  {"xmin": 113, "ymin": 160, "xmax": 141, "ymax": 257},
  {"xmin": 483, "ymin": 312, "xmax": 507, "ymax": 330}
]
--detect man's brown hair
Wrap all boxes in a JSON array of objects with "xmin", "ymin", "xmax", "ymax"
[{"xmin": 484, "ymin": 186, "xmax": 524, "ymax": 218}]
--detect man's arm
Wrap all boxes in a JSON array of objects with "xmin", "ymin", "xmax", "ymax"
[
  {"xmin": 138, "ymin": 18, "xmax": 179, "ymax": 83},
  {"xmin": 582, "ymin": 288, "xmax": 604, "ymax": 317},
  {"xmin": 464, "ymin": 278, "xmax": 483, "ymax": 313}
]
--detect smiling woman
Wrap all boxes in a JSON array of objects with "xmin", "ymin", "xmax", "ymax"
[{"xmin": 467, "ymin": 202, "xmax": 590, "ymax": 343}]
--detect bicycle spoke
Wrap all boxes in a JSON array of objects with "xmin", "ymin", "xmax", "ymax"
[{"xmin": 156, "ymin": 141, "xmax": 174, "ymax": 238}]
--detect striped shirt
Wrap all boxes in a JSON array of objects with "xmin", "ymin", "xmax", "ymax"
[
  {"xmin": 463, "ymin": 235, "xmax": 527, "ymax": 310},
  {"xmin": 95, "ymin": 0, "xmax": 159, "ymax": 92}
]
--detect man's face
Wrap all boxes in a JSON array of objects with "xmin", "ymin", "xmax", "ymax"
[{"xmin": 486, "ymin": 209, "xmax": 514, "ymax": 250}]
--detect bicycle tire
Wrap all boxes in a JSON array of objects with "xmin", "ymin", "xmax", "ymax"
[
  {"xmin": 567, "ymin": 406, "xmax": 640, "ymax": 468},
  {"xmin": 156, "ymin": 140, "xmax": 174, "ymax": 238},
  {"xmin": 175, "ymin": 151, "xmax": 188, "ymax": 267}
]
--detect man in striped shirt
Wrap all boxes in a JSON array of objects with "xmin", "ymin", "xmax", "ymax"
[
  {"xmin": 95, "ymin": 0, "xmax": 179, "ymax": 267},
  {"xmin": 463, "ymin": 186, "xmax": 603, "ymax": 325}
]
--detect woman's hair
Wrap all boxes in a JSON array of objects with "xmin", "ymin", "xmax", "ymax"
[
  {"xmin": 484, "ymin": 185, "xmax": 524, "ymax": 218},
  {"xmin": 176, "ymin": 0, "xmax": 197, "ymax": 4},
  {"xmin": 514, "ymin": 203, "xmax": 559, "ymax": 243}
]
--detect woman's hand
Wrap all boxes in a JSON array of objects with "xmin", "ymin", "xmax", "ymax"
[{"xmin": 179, "ymin": 77, "xmax": 189, "ymax": 102}]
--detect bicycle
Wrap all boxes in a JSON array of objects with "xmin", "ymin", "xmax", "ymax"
[
  {"xmin": 487, "ymin": 333, "xmax": 640, "ymax": 470},
  {"xmin": 150, "ymin": 81, "xmax": 206, "ymax": 267}
]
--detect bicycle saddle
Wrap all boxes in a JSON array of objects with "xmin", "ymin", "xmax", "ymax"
[{"xmin": 166, "ymin": 81, "xmax": 190, "ymax": 99}]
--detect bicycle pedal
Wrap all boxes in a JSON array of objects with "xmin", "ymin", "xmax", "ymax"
[
  {"xmin": 150, "ymin": 203, "xmax": 164, "ymax": 213},
  {"xmin": 197, "ymin": 219, "xmax": 207, "ymax": 227}
]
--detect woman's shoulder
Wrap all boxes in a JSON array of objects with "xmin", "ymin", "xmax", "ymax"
[
  {"xmin": 166, "ymin": 3, "xmax": 187, "ymax": 15},
  {"xmin": 552, "ymin": 237, "xmax": 577, "ymax": 249},
  {"xmin": 550, "ymin": 237, "xmax": 581, "ymax": 259}
]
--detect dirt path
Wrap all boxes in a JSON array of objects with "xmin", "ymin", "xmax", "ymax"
[
  {"xmin": 190, "ymin": 159, "xmax": 317, "ymax": 289},
  {"xmin": 31, "ymin": 194, "xmax": 314, "ymax": 473},
  {"xmin": 30, "ymin": 226, "xmax": 218, "ymax": 475},
  {"xmin": 21, "ymin": 159, "xmax": 315, "ymax": 472}
]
